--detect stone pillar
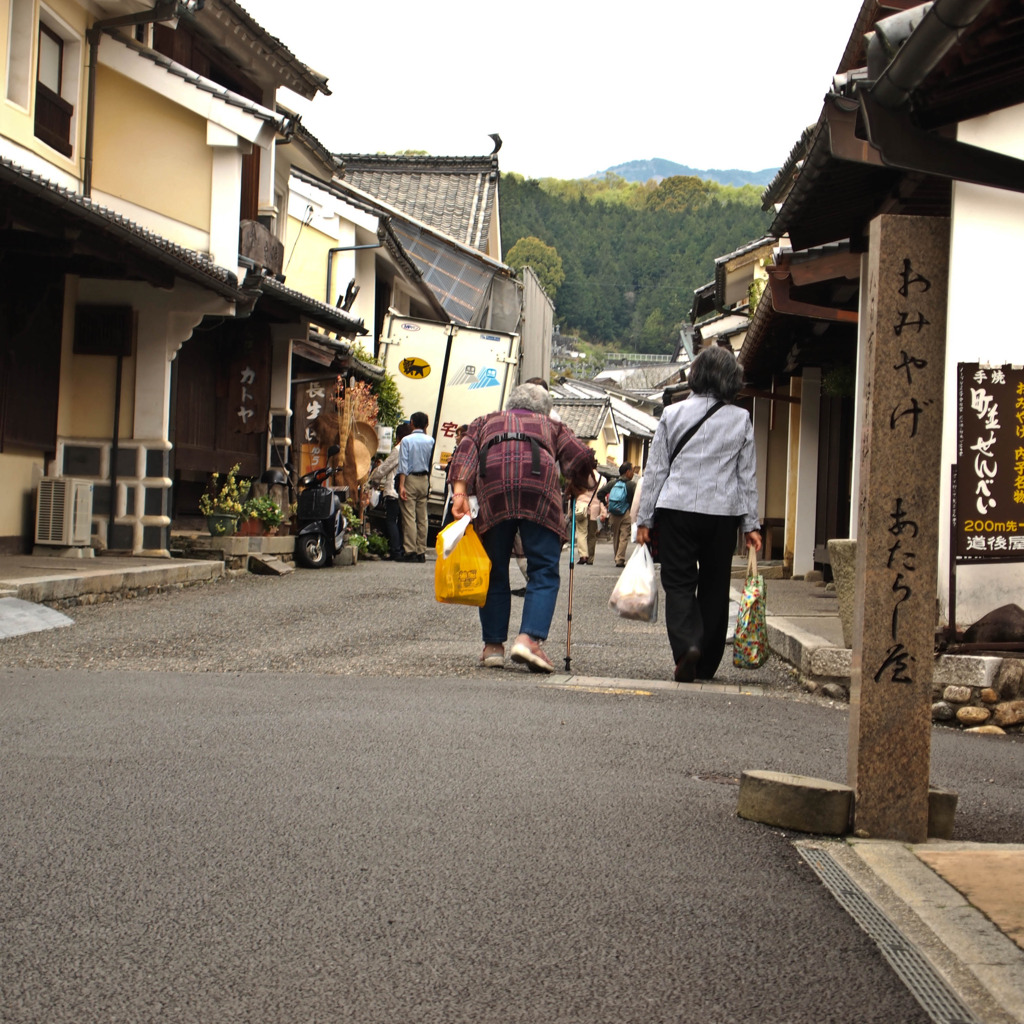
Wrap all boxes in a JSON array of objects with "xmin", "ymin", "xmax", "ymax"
[{"xmin": 848, "ymin": 215, "xmax": 950, "ymax": 842}]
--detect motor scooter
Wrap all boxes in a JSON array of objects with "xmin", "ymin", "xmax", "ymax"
[{"xmin": 288, "ymin": 444, "xmax": 349, "ymax": 569}]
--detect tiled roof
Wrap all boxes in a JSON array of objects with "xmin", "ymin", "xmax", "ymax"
[
  {"xmin": 553, "ymin": 380, "xmax": 658, "ymax": 439},
  {"xmin": 306, "ymin": 331, "xmax": 383, "ymax": 381},
  {"xmin": 112, "ymin": 31, "xmax": 285, "ymax": 125},
  {"xmin": 337, "ymin": 153, "xmax": 499, "ymax": 253},
  {"xmin": 0, "ymin": 157, "xmax": 242, "ymax": 298},
  {"xmin": 209, "ymin": 1, "xmax": 331, "ymax": 97},
  {"xmin": 550, "ymin": 398, "xmax": 611, "ymax": 441},
  {"xmin": 286, "ymin": 168, "xmax": 451, "ymax": 323},
  {"xmin": 614, "ymin": 364, "xmax": 687, "ymax": 391},
  {"xmin": 249, "ymin": 273, "xmax": 366, "ymax": 336}
]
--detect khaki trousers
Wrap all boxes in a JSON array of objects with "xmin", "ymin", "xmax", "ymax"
[
  {"xmin": 608, "ymin": 512, "xmax": 632, "ymax": 565},
  {"xmin": 401, "ymin": 474, "xmax": 430, "ymax": 556}
]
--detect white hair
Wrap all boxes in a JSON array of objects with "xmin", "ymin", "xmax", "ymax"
[{"xmin": 506, "ymin": 383, "xmax": 553, "ymax": 415}]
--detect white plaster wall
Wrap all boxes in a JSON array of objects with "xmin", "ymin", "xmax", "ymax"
[
  {"xmin": 792, "ymin": 366, "xmax": 821, "ymax": 576},
  {"xmin": 939, "ymin": 102, "xmax": 1024, "ymax": 627},
  {"xmin": 849, "ymin": 252, "xmax": 872, "ymax": 537}
]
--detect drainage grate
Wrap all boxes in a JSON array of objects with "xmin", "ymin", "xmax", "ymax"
[{"xmin": 799, "ymin": 847, "xmax": 981, "ymax": 1024}]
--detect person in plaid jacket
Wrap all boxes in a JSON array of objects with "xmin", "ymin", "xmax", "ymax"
[{"xmin": 449, "ymin": 383, "xmax": 597, "ymax": 673}]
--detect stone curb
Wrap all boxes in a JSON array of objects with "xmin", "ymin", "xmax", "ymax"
[
  {"xmin": 7, "ymin": 560, "xmax": 224, "ymax": 606},
  {"xmin": 767, "ymin": 616, "xmax": 1003, "ymax": 690},
  {"xmin": 845, "ymin": 840, "xmax": 1024, "ymax": 1024}
]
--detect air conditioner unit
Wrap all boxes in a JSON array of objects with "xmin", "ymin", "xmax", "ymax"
[{"xmin": 35, "ymin": 478, "xmax": 94, "ymax": 547}]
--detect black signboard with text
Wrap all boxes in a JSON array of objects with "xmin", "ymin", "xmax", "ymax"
[{"xmin": 955, "ymin": 362, "xmax": 1024, "ymax": 563}]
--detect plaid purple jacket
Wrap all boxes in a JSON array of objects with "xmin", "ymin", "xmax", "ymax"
[{"xmin": 449, "ymin": 409, "xmax": 597, "ymax": 540}]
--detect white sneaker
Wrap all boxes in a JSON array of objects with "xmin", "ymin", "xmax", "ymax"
[
  {"xmin": 510, "ymin": 635, "xmax": 554, "ymax": 673},
  {"xmin": 479, "ymin": 644, "xmax": 505, "ymax": 668}
]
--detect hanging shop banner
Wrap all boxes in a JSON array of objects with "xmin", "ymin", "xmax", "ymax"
[{"xmin": 955, "ymin": 362, "xmax": 1024, "ymax": 562}]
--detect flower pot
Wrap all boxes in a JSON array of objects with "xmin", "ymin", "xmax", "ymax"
[
  {"xmin": 237, "ymin": 517, "xmax": 264, "ymax": 537},
  {"xmin": 206, "ymin": 513, "xmax": 239, "ymax": 537}
]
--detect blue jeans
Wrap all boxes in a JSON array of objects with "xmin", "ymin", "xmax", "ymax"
[{"xmin": 477, "ymin": 519, "xmax": 562, "ymax": 644}]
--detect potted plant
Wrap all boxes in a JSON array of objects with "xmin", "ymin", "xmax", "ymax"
[
  {"xmin": 198, "ymin": 463, "xmax": 250, "ymax": 536},
  {"xmin": 241, "ymin": 494, "xmax": 284, "ymax": 535}
]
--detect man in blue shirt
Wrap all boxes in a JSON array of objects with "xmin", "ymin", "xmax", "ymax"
[{"xmin": 397, "ymin": 411, "xmax": 435, "ymax": 562}]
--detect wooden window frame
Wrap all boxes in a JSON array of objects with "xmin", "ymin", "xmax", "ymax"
[{"xmin": 33, "ymin": 22, "xmax": 73, "ymax": 157}]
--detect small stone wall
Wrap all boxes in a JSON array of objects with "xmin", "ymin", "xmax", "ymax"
[
  {"xmin": 772, "ymin": 622, "xmax": 1023, "ymax": 736},
  {"xmin": 172, "ymin": 533, "xmax": 297, "ymax": 575},
  {"xmin": 931, "ymin": 659, "xmax": 1024, "ymax": 735}
]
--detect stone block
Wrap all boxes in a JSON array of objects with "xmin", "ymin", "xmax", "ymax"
[
  {"xmin": 826, "ymin": 539, "xmax": 857, "ymax": 649},
  {"xmin": 809, "ymin": 646, "xmax": 852, "ymax": 679},
  {"xmin": 927, "ymin": 787, "xmax": 958, "ymax": 840},
  {"xmin": 821, "ymin": 683, "xmax": 848, "ymax": 702},
  {"xmin": 993, "ymin": 700, "xmax": 1024, "ymax": 728},
  {"xmin": 995, "ymin": 659, "xmax": 1024, "ymax": 700},
  {"xmin": 933, "ymin": 655, "xmax": 998, "ymax": 688},
  {"xmin": 931, "ymin": 701, "xmax": 955, "ymax": 721},
  {"xmin": 737, "ymin": 770, "xmax": 852, "ymax": 836},
  {"xmin": 248, "ymin": 556, "xmax": 294, "ymax": 576},
  {"xmin": 766, "ymin": 621, "xmax": 824, "ymax": 674},
  {"xmin": 979, "ymin": 687, "xmax": 999, "ymax": 704},
  {"xmin": 955, "ymin": 705, "xmax": 991, "ymax": 726},
  {"xmin": 943, "ymin": 685, "xmax": 973, "ymax": 704},
  {"xmin": 965, "ymin": 725, "xmax": 1006, "ymax": 735}
]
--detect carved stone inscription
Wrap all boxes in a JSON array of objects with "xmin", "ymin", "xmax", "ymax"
[{"xmin": 848, "ymin": 215, "xmax": 950, "ymax": 842}]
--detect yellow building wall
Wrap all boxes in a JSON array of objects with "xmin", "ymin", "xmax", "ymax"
[
  {"xmin": 55, "ymin": 280, "xmax": 136, "ymax": 440},
  {"xmin": 64, "ymin": 354, "xmax": 136, "ymax": 438},
  {"xmin": 92, "ymin": 65, "xmax": 211, "ymax": 232},
  {"xmin": 283, "ymin": 215, "xmax": 332, "ymax": 304},
  {"xmin": 765, "ymin": 393, "xmax": 792, "ymax": 519},
  {"xmin": 0, "ymin": 451, "xmax": 45, "ymax": 541},
  {"xmin": 589, "ymin": 434, "xmax": 610, "ymax": 466}
]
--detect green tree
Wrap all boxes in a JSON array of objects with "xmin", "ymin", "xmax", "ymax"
[{"xmin": 506, "ymin": 235, "xmax": 566, "ymax": 300}]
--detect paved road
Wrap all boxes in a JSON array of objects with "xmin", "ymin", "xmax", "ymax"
[
  {"xmin": 1, "ymin": 555, "xmax": 1021, "ymax": 1022},
  {"xmin": 0, "ymin": 550, "xmax": 805, "ymax": 686}
]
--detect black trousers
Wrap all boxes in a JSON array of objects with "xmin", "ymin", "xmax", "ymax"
[
  {"xmin": 383, "ymin": 496, "xmax": 403, "ymax": 559},
  {"xmin": 657, "ymin": 509, "xmax": 740, "ymax": 679}
]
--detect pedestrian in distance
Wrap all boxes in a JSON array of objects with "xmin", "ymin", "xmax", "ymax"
[
  {"xmin": 448, "ymin": 383, "xmax": 597, "ymax": 673},
  {"xmin": 573, "ymin": 475, "xmax": 605, "ymax": 564},
  {"xmin": 397, "ymin": 411, "xmax": 434, "ymax": 563},
  {"xmin": 368, "ymin": 422, "xmax": 411, "ymax": 561},
  {"xmin": 598, "ymin": 461, "xmax": 637, "ymax": 567},
  {"xmin": 634, "ymin": 345, "xmax": 762, "ymax": 683}
]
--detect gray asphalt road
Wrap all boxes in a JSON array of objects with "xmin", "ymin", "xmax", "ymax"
[
  {"xmin": 0, "ymin": 550, "xmax": 804, "ymax": 688},
  {"xmin": 1, "ymin": 553, "xmax": 1021, "ymax": 1022}
]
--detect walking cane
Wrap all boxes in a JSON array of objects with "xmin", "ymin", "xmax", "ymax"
[{"xmin": 565, "ymin": 493, "xmax": 576, "ymax": 672}]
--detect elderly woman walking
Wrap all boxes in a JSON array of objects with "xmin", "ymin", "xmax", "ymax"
[
  {"xmin": 635, "ymin": 346, "xmax": 761, "ymax": 683},
  {"xmin": 448, "ymin": 383, "xmax": 597, "ymax": 673}
]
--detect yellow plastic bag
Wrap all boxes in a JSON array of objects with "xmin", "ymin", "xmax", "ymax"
[{"xmin": 434, "ymin": 517, "xmax": 491, "ymax": 607}]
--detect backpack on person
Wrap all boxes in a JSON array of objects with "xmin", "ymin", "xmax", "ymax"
[{"xmin": 607, "ymin": 478, "xmax": 629, "ymax": 515}]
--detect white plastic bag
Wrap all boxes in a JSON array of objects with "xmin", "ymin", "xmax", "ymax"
[
  {"xmin": 440, "ymin": 513, "xmax": 471, "ymax": 558},
  {"xmin": 609, "ymin": 544, "xmax": 658, "ymax": 622}
]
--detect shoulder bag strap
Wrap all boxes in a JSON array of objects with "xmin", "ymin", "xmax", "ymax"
[{"xmin": 669, "ymin": 401, "xmax": 725, "ymax": 464}]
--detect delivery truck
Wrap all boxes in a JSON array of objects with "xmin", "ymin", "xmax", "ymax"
[{"xmin": 378, "ymin": 311, "xmax": 521, "ymax": 528}]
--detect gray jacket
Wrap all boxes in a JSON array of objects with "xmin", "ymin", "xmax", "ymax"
[{"xmin": 635, "ymin": 393, "xmax": 759, "ymax": 533}]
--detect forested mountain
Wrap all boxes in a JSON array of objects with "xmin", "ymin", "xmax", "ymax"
[
  {"xmin": 598, "ymin": 159, "xmax": 778, "ymax": 188},
  {"xmin": 500, "ymin": 172, "xmax": 774, "ymax": 354}
]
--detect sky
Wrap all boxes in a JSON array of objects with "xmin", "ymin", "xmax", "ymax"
[{"xmin": 238, "ymin": 0, "xmax": 866, "ymax": 180}]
